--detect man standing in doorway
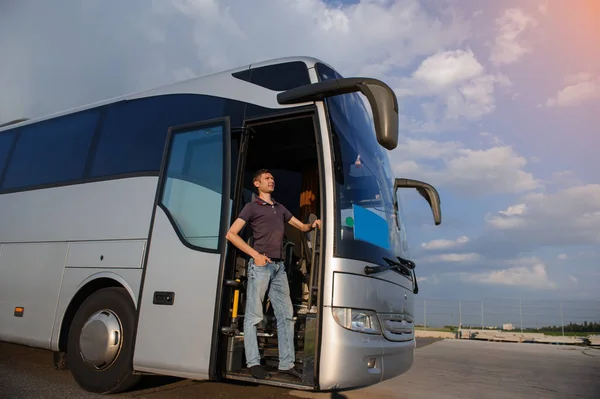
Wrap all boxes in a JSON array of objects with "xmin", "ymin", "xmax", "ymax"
[{"xmin": 225, "ymin": 169, "xmax": 321, "ymax": 380}]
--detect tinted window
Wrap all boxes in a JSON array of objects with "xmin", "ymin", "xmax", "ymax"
[
  {"xmin": 0, "ymin": 131, "xmax": 15, "ymax": 180},
  {"xmin": 317, "ymin": 62, "xmax": 401, "ymax": 262},
  {"xmin": 3, "ymin": 110, "xmax": 99, "ymax": 190},
  {"xmin": 161, "ymin": 122, "xmax": 226, "ymax": 251},
  {"xmin": 232, "ymin": 61, "xmax": 311, "ymax": 91},
  {"xmin": 315, "ymin": 62, "xmax": 344, "ymax": 81},
  {"xmin": 89, "ymin": 94, "xmax": 229, "ymax": 178}
]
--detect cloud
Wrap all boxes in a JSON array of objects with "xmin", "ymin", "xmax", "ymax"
[
  {"xmin": 479, "ymin": 131, "xmax": 503, "ymax": 145},
  {"xmin": 422, "ymin": 236, "xmax": 469, "ymax": 250},
  {"xmin": 550, "ymin": 170, "xmax": 584, "ymax": 189},
  {"xmin": 460, "ymin": 258, "xmax": 556, "ymax": 289},
  {"xmin": 488, "ymin": 8, "xmax": 537, "ymax": 66},
  {"xmin": 498, "ymin": 203, "xmax": 527, "ymax": 216},
  {"xmin": 393, "ymin": 137, "xmax": 463, "ymax": 160},
  {"xmin": 393, "ymin": 139, "xmax": 540, "ymax": 196},
  {"xmin": 150, "ymin": 0, "xmax": 471, "ymax": 80},
  {"xmin": 546, "ymin": 73, "xmax": 600, "ymax": 108},
  {"xmin": 172, "ymin": 67, "xmax": 198, "ymax": 81},
  {"xmin": 0, "ymin": 0, "xmax": 471, "ymax": 124},
  {"xmin": 413, "ymin": 179, "xmax": 600, "ymax": 276},
  {"xmin": 411, "ymin": 49, "xmax": 485, "ymax": 89},
  {"xmin": 418, "ymin": 256, "xmax": 559, "ymax": 291},
  {"xmin": 417, "ymin": 274, "xmax": 441, "ymax": 285},
  {"xmin": 0, "ymin": 1, "xmax": 182, "ymax": 123},
  {"xmin": 422, "ymin": 252, "xmax": 482, "ymax": 263},
  {"xmin": 395, "ymin": 49, "xmax": 511, "ymax": 126},
  {"xmin": 485, "ymin": 184, "xmax": 600, "ymax": 247}
]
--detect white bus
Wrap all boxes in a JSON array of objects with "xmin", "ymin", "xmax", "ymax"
[{"xmin": 0, "ymin": 56, "xmax": 441, "ymax": 394}]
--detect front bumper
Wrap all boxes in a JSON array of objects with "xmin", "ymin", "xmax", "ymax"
[{"xmin": 317, "ymin": 305, "xmax": 415, "ymax": 391}]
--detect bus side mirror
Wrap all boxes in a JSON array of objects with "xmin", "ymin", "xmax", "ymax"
[
  {"xmin": 394, "ymin": 178, "xmax": 442, "ymax": 225},
  {"xmin": 277, "ymin": 77, "xmax": 399, "ymax": 151}
]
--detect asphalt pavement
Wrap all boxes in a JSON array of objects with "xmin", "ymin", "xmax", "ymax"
[{"xmin": 2, "ymin": 338, "xmax": 598, "ymax": 399}]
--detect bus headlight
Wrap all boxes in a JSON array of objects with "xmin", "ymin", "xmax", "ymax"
[{"xmin": 331, "ymin": 307, "xmax": 382, "ymax": 335}]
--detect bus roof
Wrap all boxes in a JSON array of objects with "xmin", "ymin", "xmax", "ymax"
[{"xmin": 0, "ymin": 56, "xmax": 337, "ymax": 133}]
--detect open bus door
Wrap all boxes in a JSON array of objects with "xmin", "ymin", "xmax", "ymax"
[{"xmin": 133, "ymin": 118, "xmax": 233, "ymax": 379}]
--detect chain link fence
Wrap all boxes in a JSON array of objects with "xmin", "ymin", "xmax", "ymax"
[{"xmin": 413, "ymin": 298, "xmax": 600, "ymax": 333}]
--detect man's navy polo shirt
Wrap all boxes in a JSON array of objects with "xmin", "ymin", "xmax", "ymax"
[{"xmin": 238, "ymin": 196, "xmax": 293, "ymax": 259}]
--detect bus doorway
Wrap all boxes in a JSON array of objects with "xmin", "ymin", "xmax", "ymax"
[{"xmin": 218, "ymin": 111, "xmax": 324, "ymax": 390}]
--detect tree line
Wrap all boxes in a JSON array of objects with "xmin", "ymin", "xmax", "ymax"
[{"xmin": 530, "ymin": 321, "xmax": 598, "ymax": 333}]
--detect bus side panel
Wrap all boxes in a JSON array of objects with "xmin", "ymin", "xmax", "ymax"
[
  {"xmin": 0, "ymin": 242, "xmax": 68, "ymax": 349},
  {"xmin": 50, "ymin": 268, "xmax": 143, "ymax": 351},
  {"xmin": 0, "ymin": 177, "xmax": 158, "ymax": 243},
  {"xmin": 0, "ymin": 177, "xmax": 158, "ymax": 349},
  {"xmin": 65, "ymin": 240, "xmax": 147, "ymax": 269}
]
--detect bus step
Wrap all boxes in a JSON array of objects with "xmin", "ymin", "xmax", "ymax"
[
  {"xmin": 232, "ymin": 332, "xmax": 275, "ymax": 338},
  {"xmin": 221, "ymin": 326, "xmax": 239, "ymax": 336},
  {"xmin": 263, "ymin": 348, "xmax": 306, "ymax": 360}
]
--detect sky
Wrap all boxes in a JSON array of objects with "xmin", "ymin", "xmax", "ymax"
[{"xmin": 1, "ymin": 0, "xmax": 598, "ymax": 325}]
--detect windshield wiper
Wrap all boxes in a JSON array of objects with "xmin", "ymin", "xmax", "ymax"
[
  {"xmin": 364, "ymin": 256, "xmax": 419, "ymax": 294},
  {"xmin": 364, "ymin": 256, "xmax": 414, "ymax": 275}
]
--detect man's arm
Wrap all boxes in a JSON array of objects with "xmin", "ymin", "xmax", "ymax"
[
  {"xmin": 225, "ymin": 218, "xmax": 262, "ymax": 259},
  {"xmin": 288, "ymin": 216, "xmax": 321, "ymax": 233}
]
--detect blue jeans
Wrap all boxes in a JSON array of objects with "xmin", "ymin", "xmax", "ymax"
[{"xmin": 244, "ymin": 258, "xmax": 295, "ymax": 371}]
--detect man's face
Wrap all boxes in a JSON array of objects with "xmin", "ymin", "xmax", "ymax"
[{"xmin": 254, "ymin": 172, "xmax": 275, "ymax": 193}]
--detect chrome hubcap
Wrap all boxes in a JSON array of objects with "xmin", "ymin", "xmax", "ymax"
[{"xmin": 79, "ymin": 309, "xmax": 123, "ymax": 369}]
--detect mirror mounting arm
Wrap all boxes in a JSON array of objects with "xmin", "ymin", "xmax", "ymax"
[
  {"xmin": 394, "ymin": 178, "xmax": 442, "ymax": 225},
  {"xmin": 277, "ymin": 77, "xmax": 399, "ymax": 151}
]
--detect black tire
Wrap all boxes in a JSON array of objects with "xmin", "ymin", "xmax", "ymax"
[{"xmin": 67, "ymin": 287, "xmax": 141, "ymax": 394}]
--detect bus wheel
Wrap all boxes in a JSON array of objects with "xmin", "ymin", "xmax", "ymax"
[{"xmin": 66, "ymin": 287, "xmax": 140, "ymax": 394}]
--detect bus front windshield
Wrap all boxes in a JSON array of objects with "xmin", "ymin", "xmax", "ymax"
[{"xmin": 325, "ymin": 90, "xmax": 402, "ymax": 263}]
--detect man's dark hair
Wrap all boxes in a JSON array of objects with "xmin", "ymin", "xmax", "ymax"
[{"xmin": 253, "ymin": 169, "xmax": 271, "ymax": 182}]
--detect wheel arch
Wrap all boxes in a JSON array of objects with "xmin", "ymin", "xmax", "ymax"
[{"xmin": 57, "ymin": 272, "xmax": 138, "ymax": 353}]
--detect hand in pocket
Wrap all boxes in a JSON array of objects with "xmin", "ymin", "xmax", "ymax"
[{"xmin": 254, "ymin": 254, "xmax": 271, "ymax": 267}]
